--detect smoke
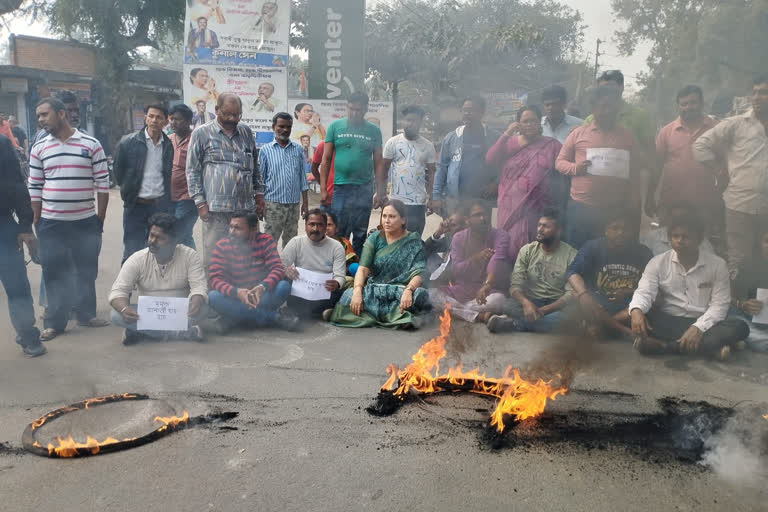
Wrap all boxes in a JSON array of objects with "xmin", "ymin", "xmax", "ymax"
[{"xmin": 699, "ymin": 408, "xmax": 768, "ymax": 487}]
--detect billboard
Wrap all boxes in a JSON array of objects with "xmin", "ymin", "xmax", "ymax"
[{"xmin": 307, "ymin": 0, "xmax": 366, "ymax": 100}]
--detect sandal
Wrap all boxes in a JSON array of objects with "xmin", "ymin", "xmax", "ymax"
[
  {"xmin": 40, "ymin": 328, "xmax": 61, "ymax": 342},
  {"xmin": 77, "ymin": 317, "xmax": 110, "ymax": 328}
]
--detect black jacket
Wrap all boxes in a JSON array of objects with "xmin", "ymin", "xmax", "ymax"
[
  {"xmin": 0, "ymin": 134, "xmax": 33, "ymax": 233},
  {"xmin": 113, "ymin": 129, "xmax": 173, "ymax": 206}
]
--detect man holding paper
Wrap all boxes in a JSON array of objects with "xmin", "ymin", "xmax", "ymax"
[
  {"xmin": 281, "ymin": 209, "xmax": 346, "ymax": 320},
  {"xmin": 556, "ymin": 86, "xmax": 646, "ymax": 248},
  {"xmin": 109, "ymin": 213, "xmax": 208, "ymax": 346},
  {"xmin": 730, "ymin": 227, "xmax": 768, "ymax": 352}
]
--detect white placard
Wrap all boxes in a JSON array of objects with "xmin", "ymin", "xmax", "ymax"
[
  {"xmin": 289, "ymin": 267, "xmax": 332, "ymax": 301},
  {"xmin": 136, "ymin": 296, "xmax": 189, "ymax": 331},
  {"xmin": 585, "ymin": 148, "xmax": 630, "ymax": 179},
  {"xmin": 753, "ymin": 288, "xmax": 768, "ymax": 324}
]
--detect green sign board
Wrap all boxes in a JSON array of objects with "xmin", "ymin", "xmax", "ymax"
[{"xmin": 307, "ymin": 0, "xmax": 366, "ymax": 100}]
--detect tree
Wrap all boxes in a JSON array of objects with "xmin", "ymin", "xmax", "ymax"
[{"xmin": 612, "ymin": 0, "xmax": 768, "ymax": 119}]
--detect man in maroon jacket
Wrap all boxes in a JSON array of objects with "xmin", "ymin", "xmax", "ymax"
[{"xmin": 207, "ymin": 211, "xmax": 298, "ymax": 331}]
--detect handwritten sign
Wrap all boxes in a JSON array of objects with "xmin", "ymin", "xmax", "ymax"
[
  {"xmin": 136, "ymin": 296, "xmax": 189, "ymax": 331},
  {"xmin": 754, "ymin": 288, "xmax": 768, "ymax": 325},
  {"xmin": 290, "ymin": 267, "xmax": 332, "ymax": 301},
  {"xmin": 586, "ymin": 148, "xmax": 630, "ymax": 179}
]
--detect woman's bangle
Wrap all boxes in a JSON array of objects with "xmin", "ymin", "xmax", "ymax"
[{"xmin": 120, "ymin": 306, "xmax": 130, "ymax": 313}]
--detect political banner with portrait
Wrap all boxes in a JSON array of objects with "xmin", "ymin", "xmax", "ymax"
[
  {"xmin": 184, "ymin": 0, "xmax": 291, "ymax": 66},
  {"xmin": 184, "ymin": 64, "xmax": 288, "ymax": 142},
  {"xmin": 287, "ymin": 98, "xmax": 394, "ymax": 155}
]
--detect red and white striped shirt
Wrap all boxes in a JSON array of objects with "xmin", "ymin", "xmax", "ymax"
[{"xmin": 28, "ymin": 129, "xmax": 110, "ymax": 221}]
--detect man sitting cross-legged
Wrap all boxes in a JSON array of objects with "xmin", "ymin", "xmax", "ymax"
[
  {"xmin": 281, "ymin": 209, "xmax": 346, "ymax": 320},
  {"xmin": 487, "ymin": 209, "xmax": 577, "ymax": 333},
  {"xmin": 109, "ymin": 213, "xmax": 208, "ymax": 345},
  {"xmin": 207, "ymin": 211, "xmax": 298, "ymax": 332},
  {"xmin": 567, "ymin": 211, "xmax": 653, "ymax": 339},
  {"xmin": 629, "ymin": 213, "xmax": 748, "ymax": 359},
  {"xmin": 428, "ymin": 200, "xmax": 510, "ymax": 324}
]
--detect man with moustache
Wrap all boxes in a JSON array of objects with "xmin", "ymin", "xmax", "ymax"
[
  {"xmin": 487, "ymin": 209, "xmax": 577, "ymax": 333},
  {"xmin": 280, "ymin": 209, "xmax": 346, "ymax": 319},
  {"xmin": 259, "ymin": 112, "xmax": 308, "ymax": 247},
  {"xmin": 109, "ymin": 213, "xmax": 207, "ymax": 345},
  {"xmin": 113, "ymin": 104, "xmax": 173, "ymax": 263}
]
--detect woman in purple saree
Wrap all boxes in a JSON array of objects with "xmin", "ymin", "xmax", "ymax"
[{"xmin": 486, "ymin": 105, "xmax": 562, "ymax": 261}]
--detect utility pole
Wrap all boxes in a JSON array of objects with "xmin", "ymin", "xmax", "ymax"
[{"xmin": 593, "ymin": 39, "xmax": 602, "ymax": 82}]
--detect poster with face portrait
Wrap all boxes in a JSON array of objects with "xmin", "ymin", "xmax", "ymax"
[
  {"xmin": 184, "ymin": 0, "xmax": 291, "ymax": 66},
  {"xmin": 185, "ymin": 64, "xmax": 287, "ymax": 142},
  {"xmin": 287, "ymin": 98, "xmax": 394, "ymax": 156}
]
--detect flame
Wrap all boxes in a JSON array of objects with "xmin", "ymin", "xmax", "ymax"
[
  {"xmin": 46, "ymin": 435, "xmax": 130, "ymax": 457},
  {"xmin": 153, "ymin": 411, "xmax": 190, "ymax": 430},
  {"xmin": 381, "ymin": 306, "xmax": 568, "ymax": 432}
]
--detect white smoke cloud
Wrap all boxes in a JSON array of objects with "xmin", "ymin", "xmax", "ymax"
[{"xmin": 700, "ymin": 409, "xmax": 768, "ymax": 488}]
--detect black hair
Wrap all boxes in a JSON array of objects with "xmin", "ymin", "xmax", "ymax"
[
  {"xmin": 145, "ymin": 104, "xmax": 168, "ymax": 117},
  {"xmin": 461, "ymin": 96, "xmax": 486, "ymax": 114},
  {"xmin": 347, "ymin": 92, "xmax": 370, "ymax": 106},
  {"xmin": 539, "ymin": 207, "xmax": 561, "ymax": 226},
  {"xmin": 603, "ymin": 208, "xmax": 635, "ymax": 229},
  {"xmin": 667, "ymin": 212, "xmax": 705, "ymax": 241},
  {"xmin": 401, "ymin": 105, "xmax": 425, "ymax": 118},
  {"xmin": 663, "ymin": 200, "xmax": 697, "ymax": 216},
  {"xmin": 293, "ymin": 102, "xmax": 311, "ymax": 119},
  {"xmin": 56, "ymin": 90, "xmax": 78, "ymax": 105},
  {"xmin": 231, "ymin": 210, "xmax": 260, "ymax": 228},
  {"xmin": 541, "ymin": 85, "xmax": 568, "ymax": 104},
  {"xmin": 272, "ymin": 112, "xmax": 293, "ymax": 124},
  {"xmin": 464, "ymin": 199, "xmax": 491, "ymax": 217},
  {"xmin": 754, "ymin": 74, "xmax": 768, "ymax": 87},
  {"xmin": 148, "ymin": 212, "xmax": 178, "ymax": 239},
  {"xmin": 516, "ymin": 104, "xmax": 543, "ymax": 122},
  {"xmin": 598, "ymin": 69, "xmax": 625, "ymax": 88},
  {"xmin": 169, "ymin": 103, "xmax": 194, "ymax": 121},
  {"xmin": 326, "ymin": 210, "xmax": 339, "ymax": 226},
  {"xmin": 304, "ymin": 208, "xmax": 327, "ymax": 223},
  {"xmin": 189, "ymin": 67, "xmax": 204, "ymax": 84},
  {"xmin": 36, "ymin": 97, "xmax": 66, "ymax": 113},
  {"xmin": 381, "ymin": 199, "xmax": 408, "ymax": 229},
  {"xmin": 676, "ymin": 85, "xmax": 704, "ymax": 103}
]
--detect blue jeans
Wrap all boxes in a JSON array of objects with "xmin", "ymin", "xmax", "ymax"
[
  {"xmin": 208, "ymin": 280, "xmax": 292, "ymax": 327},
  {"xmin": 331, "ymin": 182, "xmax": 373, "ymax": 255},
  {"xmin": 172, "ymin": 199, "xmax": 198, "ymax": 249},
  {"xmin": 36, "ymin": 215, "xmax": 102, "ymax": 331},
  {"xmin": 122, "ymin": 200, "xmax": 169, "ymax": 263},
  {"xmin": 506, "ymin": 297, "xmax": 564, "ymax": 332},
  {"xmin": 110, "ymin": 302, "xmax": 207, "ymax": 339},
  {"xmin": 0, "ymin": 217, "xmax": 40, "ymax": 347}
]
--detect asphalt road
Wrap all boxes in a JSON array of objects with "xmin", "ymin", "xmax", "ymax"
[{"xmin": 0, "ymin": 190, "xmax": 766, "ymax": 512}]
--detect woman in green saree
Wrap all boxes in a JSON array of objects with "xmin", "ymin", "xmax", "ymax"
[{"xmin": 329, "ymin": 200, "xmax": 429, "ymax": 328}]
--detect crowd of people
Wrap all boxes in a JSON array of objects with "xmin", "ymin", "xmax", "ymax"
[{"xmin": 1, "ymin": 69, "xmax": 767, "ymax": 361}]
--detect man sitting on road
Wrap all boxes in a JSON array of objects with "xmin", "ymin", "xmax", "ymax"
[
  {"xmin": 424, "ymin": 209, "xmax": 466, "ymax": 286},
  {"xmin": 629, "ymin": 213, "xmax": 748, "ymax": 359},
  {"xmin": 487, "ymin": 210, "xmax": 577, "ymax": 333},
  {"xmin": 428, "ymin": 201, "xmax": 509, "ymax": 324},
  {"xmin": 207, "ymin": 211, "xmax": 298, "ymax": 332},
  {"xmin": 281, "ymin": 209, "xmax": 346, "ymax": 319},
  {"xmin": 109, "ymin": 213, "xmax": 208, "ymax": 345},
  {"xmin": 641, "ymin": 201, "xmax": 715, "ymax": 257},
  {"xmin": 567, "ymin": 211, "xmax": 653, "ymax": 339}
]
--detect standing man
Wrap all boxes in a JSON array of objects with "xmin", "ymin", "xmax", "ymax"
[
  {"xmin": 192, "ymin": 100, "xmax": 215, "ymax": 129},
  {"xmin": 320, "ymin": 92, "xmax": 384, "ymax": 255},
  {"xmin": 8, "ymin": 115, "xmax": 27, "ymax": 153},
  {"xmin": 649, "ymin": 85, "xmax": 722, "ymax": 235},
  {"xmin": 187, "ymin": 93, "xmax": 265, "ymax": 267},
  {"xmin": 29, "ymin": 91, "xmax": 82, "ymax": 151},
  {"xmin": 693, "ymin": 75, "xmax": 768, "ymax": 281},
  {"xmin": 168, "ymin": 104, "xmax": 197, "ymax": 249},
  {"xmin": 382, "ymin": 105, "xmax": 437, "ymax": 236},
  {"xmin": 113, "ymin": 104, "xmax": 173, "ymax": 263},
  {"xmin": 29, "ymin": 98, "xmax": 110, "ymax": 341},
  {"xmin": 310, "ymin": 139, "xmax": 334, "ymax": 210},
  {"xmin": 433, "ymin": 96, "xmax": 500, "ymax": 214},
  {"xmin": 556, "ymin": 86, "xmax": 645, "ymax": 248},
  {"xmin": 541, "ymin": 85, "xmax": 583, "ymax": 212},
  {"xmin": 259, "ymin": 112, "xmax": 309, "ymax": 247},
  {"xmin": 0, "ymin": 131, "xmax": 46, "ymax": 356}
]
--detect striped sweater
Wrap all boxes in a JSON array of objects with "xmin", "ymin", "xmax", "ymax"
[
  {"xmin": 28, "ymin": 130, "xmax": 109, "ymax": 221},
  {"xmin": 208, "ymin": 233, "xmax": 285, "ymax": 297}
]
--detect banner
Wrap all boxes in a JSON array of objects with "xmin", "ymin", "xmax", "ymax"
[
  {"xmin": 184, "ymin": 0, "xmax": 290, "ymax": 66},
  {"xmin": 307, "ymin": 0, "xmax": 365, "ymax": 99},
  {"xmin": 288, "ymin": 98, "xmax": 394, "ymax": 156}
]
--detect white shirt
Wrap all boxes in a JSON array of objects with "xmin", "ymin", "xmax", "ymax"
[
  {"xmin": 382, "ymin": 134, "xmax": 437, "ymax": 205},
  {"xmin": 138, "ymin": 129, "xmax": 165, "ymax": 199},
  {"xmin": 641, "ymin": 227, "xmax": 715, "ymax": 257},
  {"xmin": 628, "ymin": 249, "xmax": 731, "ymax": 332},
  {"xmin": 541, "ymin": 114, "xmax": 583, "ymax": 144}
]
